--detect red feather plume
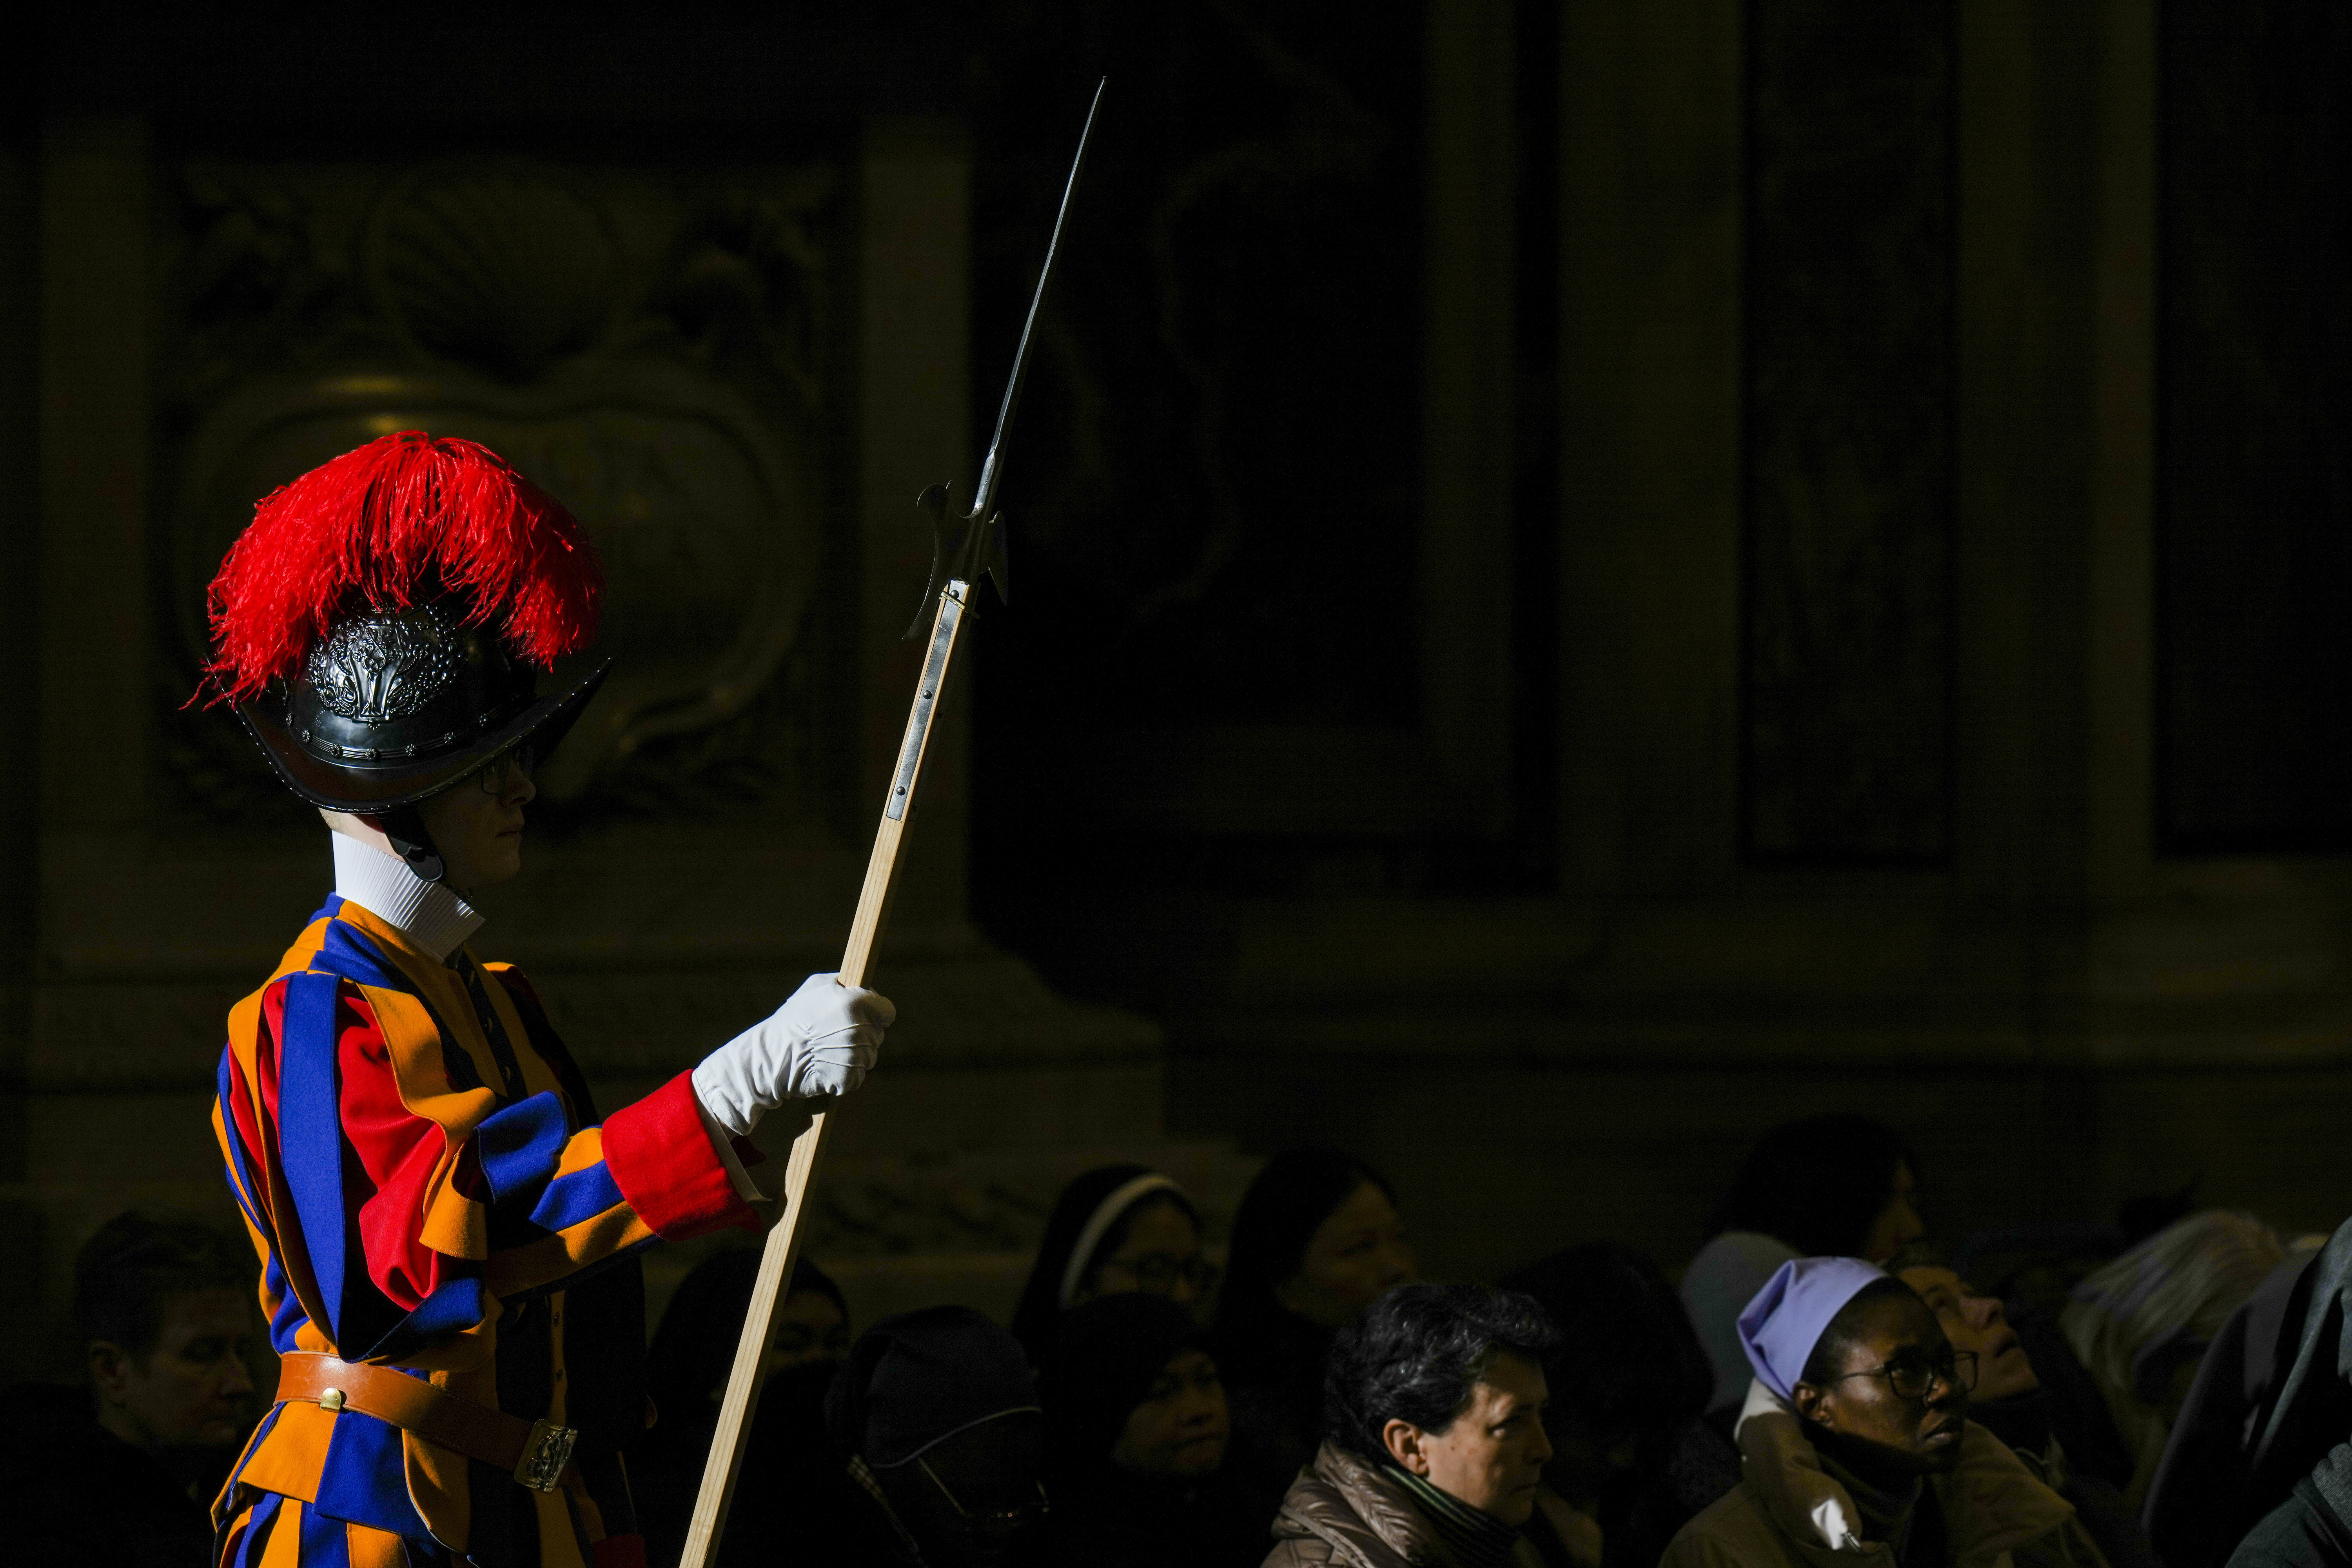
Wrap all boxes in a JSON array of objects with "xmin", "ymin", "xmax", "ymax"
[{"xmin": 202, "ymin": 431, "xmax": 603, "ymax": 707}]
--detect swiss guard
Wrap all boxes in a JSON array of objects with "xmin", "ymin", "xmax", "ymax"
[{"xmin": 201, "ymin": 430, "xmax": 893, "ymax": 1567}]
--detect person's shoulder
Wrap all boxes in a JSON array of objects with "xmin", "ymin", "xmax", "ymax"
[
  {"xmin": 480, "ymin": 961, "xmax": 543, "ymax": 1004},
  {"xmin": 235, "ymin": 903, "xmax": 359, "ymax": 1002},
  {"xmin": 1659, "ymin": 1481, "xmax": 1779, "ymax": 1568},
  {"xmin": 1260, "ymin": 1533, "xmax": 1346, "ymax": 1567},
  {"xmin": 1272, "ymin": 1461, "xmax": 1356, "ymax": 1534},
  {"xmin": 1952, "ymin": 1419, "xmax": 2073, "ymax": 1512},
  {"xmin": 1263, "ymin": 1479, "xmax": 1359, "ymax": 1568},
  {"xmin": 1941, "ymin": 1424, "xmax": 2092, "ymax": 1566},
  {"xmin": 1269, "ymin": 1445, "xmax": 1426, "ymax": 1568}
]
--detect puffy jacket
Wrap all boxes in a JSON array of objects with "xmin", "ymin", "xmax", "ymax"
[
  {"xmin": 1264, "ymin": 1440, "xmax": 1546, "ymax": 1568},
  {"xmin": 1661, "ymin": 1382, "xmax": 2112, "ymax": 1568}
]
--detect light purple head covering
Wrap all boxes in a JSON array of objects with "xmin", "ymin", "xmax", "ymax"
[{"xmin": 1737, "ymin": 1256, "xmax": 1889, "ymax": 1401}]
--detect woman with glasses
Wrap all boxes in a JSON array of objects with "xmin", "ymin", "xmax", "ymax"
[
  {"xmin": 1011, "ymin": 1166, "xmax": 1211, "ymax": 1367},
  {"xmin": 1661, "ymin": 1257, "xmax": 2112, "ymax": 1568}
]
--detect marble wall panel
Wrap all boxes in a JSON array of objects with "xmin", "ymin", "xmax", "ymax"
[
  {"xmin": 1741, "ymin": 0, "xmax": 1955, "ymax": 863},
  {"xmin": 2156, "ymin": 0, "xmax": 2352, "ymax": 851}
]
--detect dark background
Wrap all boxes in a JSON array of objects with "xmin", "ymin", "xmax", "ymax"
[{"xmin": 4, "ymin": 0, "xmax": 2352, "ymax": 1370}]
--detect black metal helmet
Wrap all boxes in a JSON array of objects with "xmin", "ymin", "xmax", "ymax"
[{"xmin": 205, "ymin": 431, "xmax": 608, "ymax": 878}]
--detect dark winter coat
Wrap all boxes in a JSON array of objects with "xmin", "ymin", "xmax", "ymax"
[{"xmin": 1262, "ymin": 1441, "xmax": 1544, "ymax": 1568}]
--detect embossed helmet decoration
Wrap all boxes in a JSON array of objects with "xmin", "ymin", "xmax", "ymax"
[{"xmin": 203, "ymin": 431, "xmax": 607, "ymax": 878}]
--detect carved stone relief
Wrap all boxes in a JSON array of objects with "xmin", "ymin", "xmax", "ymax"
[{"xmin": 153, "ymin": 148, "xmax": 847, "ymax": 824}]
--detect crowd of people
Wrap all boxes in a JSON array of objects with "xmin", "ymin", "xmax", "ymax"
[{"xmin": 15, "ymin": 1115, "xmax": 2352, "ymax": 1568}]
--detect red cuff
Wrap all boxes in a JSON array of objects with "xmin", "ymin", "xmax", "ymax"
[{"xmin": 602, "ymin": 1071, "xmax": 759, "ymax": 1240}]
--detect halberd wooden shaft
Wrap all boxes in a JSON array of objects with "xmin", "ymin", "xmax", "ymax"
[
  {"xmin": 677, "ymin": 584, "xmax": 967, "ymax": 1567},
  {"xmin": 678, "ymin": 82, "xmax": 1100, "ymax": 1566}
]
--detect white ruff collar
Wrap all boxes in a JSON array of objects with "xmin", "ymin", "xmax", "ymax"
[{"xmin": 330, "ymin": 832, "xmax": 485, "ymax": 962}]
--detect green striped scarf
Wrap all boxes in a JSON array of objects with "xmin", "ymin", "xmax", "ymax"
[{"xmin": 1388, "ymin": 1465, "xmax": 1524, "ymax": 1568}]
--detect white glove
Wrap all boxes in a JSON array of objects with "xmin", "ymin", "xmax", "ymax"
[{"xmin": 691, "ymin": 973, "xmax": 895, "ymax": 1137}]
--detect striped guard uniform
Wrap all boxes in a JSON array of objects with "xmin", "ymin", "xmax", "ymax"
[{"xmin": 212, "ymin": 878, "xmax": 760, "ymax": 1568}]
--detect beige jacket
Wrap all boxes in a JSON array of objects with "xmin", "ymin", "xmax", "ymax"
[
  {"xmin": 1660, "ymin": 1382, "xmax": 2112, "ymax": 1568},
  {"xmin": 1263, "ymin": 1441, "xmax": 1546, "ymax": 1568}
]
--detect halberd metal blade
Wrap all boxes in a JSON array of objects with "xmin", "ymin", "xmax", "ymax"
[{"xmin": 904, "ymin": 77, "xmax": 1105, "ymax": 638}]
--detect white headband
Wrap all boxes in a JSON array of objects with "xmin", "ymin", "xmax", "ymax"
[{"xmin": 1059, "ymin": 1172, "xmax": 1187, "ymax": 1308}]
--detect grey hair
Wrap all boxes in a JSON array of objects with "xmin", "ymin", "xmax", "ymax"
[{"xmin": 2060, "ymin": 1209, "xmax": 2283, "ymax": 1419}]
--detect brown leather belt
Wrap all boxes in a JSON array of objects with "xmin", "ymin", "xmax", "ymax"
[{"xmin": 276, "ymin": 1352, "xmax": 578, "ymax": 1493}]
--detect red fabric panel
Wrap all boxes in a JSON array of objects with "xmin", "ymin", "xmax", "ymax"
[
  {"xmin": 601, "ymin": 1072, "xmax": 757, "ymax": 1241},
  {"xmin": 257, "ymin": 983, "xmax": 290, "ymax": 1145},
  {"xmin": 224, "ymin": 1023, "xmax": 271, "ymax": 1210},
  {"xmin": 335, "ymin": 987, "xmax": 476, "ymax": 1309}
]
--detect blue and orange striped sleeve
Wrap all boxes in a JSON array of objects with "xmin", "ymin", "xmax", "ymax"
[{"xmin": 244, "ymin": 971, "xmax": 755, "ymax": 1338}]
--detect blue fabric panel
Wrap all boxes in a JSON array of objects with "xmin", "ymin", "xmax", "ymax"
[
  {"xmin": 313, "ymin": 1405, "xmax": 434, "ymax": 1540},
  {"xmin": 359, "ymin": 1271, "xmax": 492, "ymax": 1365},
  {"xmin": 312, "ymin": 919, "xmax": 470, "ymax": 1089},
  {"xmin": 316, "ymin": 918, "xmax": 413, "ymax": 994},
  {"xmin": 220, "ymin": 1400, "xmax": 285, "ymax": 1501},
  {"xmin": 264, "ymin": 1248, "xmax": 308, "ymax": 1357},
  {"xmin": 403, "ymin": 1532, "xmax": 460, "ymax": 1566},
  {"xmin": 530, "ymin": 1163, "xmax": 626, "ymax": 1234},
  {"xmin": 217, "ymin": 1047, "xmax": 312, "ymax": 1355},
  {"xmin": 216, "ymin": 1047, "xmax": 269, "ymax": 1237},
  {"xmin": 279, "ymin": 970, "xmax": 350, "ymax": 1345},
  {"xmin": 477, "ymin": 1091, "xmax": 570, "ymax": 1204},
  {"xmin": 227, "ymin": 1487, "xmax": 285, "ymax": 1568},
  {"xmin": 300, "ymin": 1495, "xmax": 354, "ymax": 1566}
]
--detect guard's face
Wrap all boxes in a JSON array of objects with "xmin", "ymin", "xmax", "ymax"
[
  {"xmin": 1793, "ymin": 1293, "xmax": 1970, "ymax": 1474},
  {"xmin": 90, "ymin": 1286, "xmax": 258, "ymax": 1453},
  {"xmin": 421, "ymin": 748, "xmax": 536, "ymax": 890}
]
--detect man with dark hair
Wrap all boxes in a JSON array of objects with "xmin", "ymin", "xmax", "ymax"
[
  {"xmin": 0, "ymin": 1209, "xmax": 261, "ymax": 1566},
  {"xmin": 1267, "ymin": 1282, "xmax": 1557, "ymax": 1567},
  {"xmin": 1662, "ymin": 1258, "xmax": 2110, "ymax": 1568}
]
